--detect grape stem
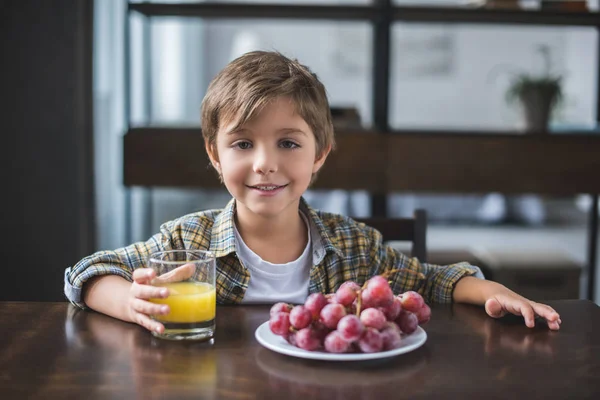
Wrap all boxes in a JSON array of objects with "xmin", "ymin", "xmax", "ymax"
[{"xmin": 356, "ymin": 289, "xmax": 363, "ymax": 316}]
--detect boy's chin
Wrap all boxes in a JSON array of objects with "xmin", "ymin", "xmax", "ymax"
[{"xmin": 238, "ymin": 198, "xmax": 300, "ymax": 218}]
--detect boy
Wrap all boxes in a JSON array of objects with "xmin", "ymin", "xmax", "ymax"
[{"xmin": 64, "ymin": 51, "xmax": 561, "ymax": 335}]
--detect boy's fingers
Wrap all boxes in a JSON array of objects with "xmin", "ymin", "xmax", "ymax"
[
  {"xmin": 153, "ymin": 263, "xmax": 196, "ymax": 284},
  {"xmin": 131, "ymin": 298, "xmax": 169, "ymax": 316},
  {"xmin": 131, "ymin": 282, "xmax": 169, "ymax": 300},
  {"xmin": 486, "ymin": 297, "xmax": 561, "ymax": 330},
  {"xmin": 546, "ymin": 320, "xmax": 560, "ymax": 331},
  {"xmin": 519, "ymin": 303, "xmax": 536, "ymax": 328},
  {"xmin": 135, "ymin": 311, "xmax": 165, "ymax": 334},
  {"xmin": 485, "ymin": 298, "xmax": 506, "ymax": 318},
  {"xmin": 531, "ymin": 302, "xmax": 561, "ymax": 330},
  {"xmin": 531, "ymin": 302, "xmax": 560, "ymax": 322},
  {"xmin": 133, "ymin": 268, "xmax": 155, "ymax": 284}
]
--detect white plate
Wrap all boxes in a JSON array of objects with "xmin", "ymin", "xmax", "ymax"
[{"xmin": 254, "ymin": 321, "xmax": 427, "ymax": 361}]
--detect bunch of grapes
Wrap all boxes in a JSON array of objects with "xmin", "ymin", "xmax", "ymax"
[{"xmin": 268, "ymin": 274, "xmax": 431, "ymax": 353}]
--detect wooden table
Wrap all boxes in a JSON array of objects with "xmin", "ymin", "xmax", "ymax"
[{"xmin": 0, "ymin": 301, "xmax": 598, "ymax": 399}]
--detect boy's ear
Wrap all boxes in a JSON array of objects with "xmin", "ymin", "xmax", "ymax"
[
  {"xmin": 205, "ymin": 143, "xmax": 220, "ymax": 172},
  {"xmin": 312, "ymin": 145, "xmax": 332, "ymax": 174}
]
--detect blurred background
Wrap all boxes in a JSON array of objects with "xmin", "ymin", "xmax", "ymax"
[{"xmin": 3, "ymin": 0, "xmax": 599, "ymax": 304}]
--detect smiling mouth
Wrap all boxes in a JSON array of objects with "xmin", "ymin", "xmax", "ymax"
[{"xmin": 247, "ymin": 184, "xmax": 288, "ymax": 191}]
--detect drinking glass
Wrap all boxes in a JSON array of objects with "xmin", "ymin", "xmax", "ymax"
[{"xmin": 147, "ymin": 249, "xmax": 216, "ymax": 341}]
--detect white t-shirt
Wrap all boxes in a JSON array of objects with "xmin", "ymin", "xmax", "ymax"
[{"xmin": 236, "ymin": 212, "xmax": 312, "ymax": 304}]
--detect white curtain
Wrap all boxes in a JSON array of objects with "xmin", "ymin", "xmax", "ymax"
[
  {"xmin": 94, "ymin": 0, "xmax": 212, "ymax": 248},
  {"xmin": 94, "ymin": 0, "xmax": 126, "ymax": 250}
]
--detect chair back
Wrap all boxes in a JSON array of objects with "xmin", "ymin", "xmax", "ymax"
[{"xmin": 354, "ymin": 209, "xmax": 427, "ymax": 262}]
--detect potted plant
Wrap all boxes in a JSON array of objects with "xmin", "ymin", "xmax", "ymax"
[{"xmin": 490, "ymin": 45, "xmax": 563, "ymax": 133}]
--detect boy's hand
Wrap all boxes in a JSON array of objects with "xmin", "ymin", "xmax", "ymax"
[
  {"xmin": 127, "ymin": 268, "xmax": 170, "ymax": 334},
  {"xmin": 484, "ymin": 292, "xmax": 561, "ymax": 331},
  {"xmin": 454, "ymin": 276, "xmax": 561, "ymax": 330}
]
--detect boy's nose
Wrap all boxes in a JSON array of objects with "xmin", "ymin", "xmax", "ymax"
[{"xmin": 253, "ymin": 148, "xmax": 278, "ymax": 175}]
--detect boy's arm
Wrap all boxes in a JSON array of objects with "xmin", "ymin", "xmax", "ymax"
[
  {"xmin": 83, "ymin": 275, "xmax": 134, "ymax": 322},
  {"xmin": 355, "ymin": 221, "xmax": 480, "ymax": 303},
  {"xmin": 83, "ymin": 270, "xmax": 171, "ymax": 333},
  {"xmin": 65, "ymin": 244, "xmax": 151, "ymax": 310},
  {"xmin": 452, "ymin": 275, "xmax": 489, "ymax": 304},
  {"xmin": 373, "ymin": 241, "xmax": 561, "ymax": 330},
  {"xmin": 64, "ymin": 219, "xmax": 182, "ymax": 309},
  {"xmin": 376, "ymin": 244, "xmax": 482, "ymax": 304},
  {"xmin": 453, "ymin": 276, "xmax": 561, "ymax": 330}
]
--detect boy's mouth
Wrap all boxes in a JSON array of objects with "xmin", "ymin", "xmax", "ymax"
[{"xmin": 247, "ymin": 184, "xmax": 288, "ymax": 192}]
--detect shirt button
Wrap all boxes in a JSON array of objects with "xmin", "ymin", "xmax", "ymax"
[{"xmin": 232, "ymin": 286, "xmax": 243, "ymax": 295}]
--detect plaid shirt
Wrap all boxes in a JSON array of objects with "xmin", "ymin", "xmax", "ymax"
[{"xmin": 64, "ymin": 197, "xmax": 481, "ymax": 309}]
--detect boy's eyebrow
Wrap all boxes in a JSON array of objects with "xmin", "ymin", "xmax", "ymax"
[
  {"xmin": 225, "ymin": 128, "xmax": 308, "ymax": 136},
  {"xmin": 225, "ymin": 128, "xmax": 247, "ymax": 135},
  {"xmin": 277, "ymin": 128, "xmax": 307, "ymax": 136}
]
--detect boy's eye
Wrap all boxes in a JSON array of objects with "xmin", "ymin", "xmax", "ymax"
[
  {"xmin": 280, "ymin": 140, "xmax": 299, "ymax": 149},
  {"xmin": 234, "ymin": 141, "xmax": 252, "ymax": 150}
]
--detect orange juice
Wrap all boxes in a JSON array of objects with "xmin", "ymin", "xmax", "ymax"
[{"xmin": 150, "ymin": 282, "xmax": 216, "ymax": 323}]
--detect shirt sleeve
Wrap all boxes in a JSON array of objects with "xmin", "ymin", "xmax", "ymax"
[
  {"xmin": 371, "ymin": 243, "xmax": 484, "ymax": 304},
  {"xmin": 63, "ymin": 221, "xmax": 182, "ymax": 309}
]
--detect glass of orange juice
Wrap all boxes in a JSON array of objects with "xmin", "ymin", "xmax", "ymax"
[{"xmin": 147, "ymin": 249, "xmax": 216, "ymax": 341}]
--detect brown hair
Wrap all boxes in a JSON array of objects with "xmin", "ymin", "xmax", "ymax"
[{"xmin": 201, "ymin": 51, "xmax": 335, "ymax": 162}]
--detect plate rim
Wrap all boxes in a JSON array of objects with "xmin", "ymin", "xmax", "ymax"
[{"xmin": 254, "ymin": 320, "xmax": 427, "ymax": 361}]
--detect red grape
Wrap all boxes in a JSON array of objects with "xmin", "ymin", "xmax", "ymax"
[
  {"xmin": 270, "ymin": 302, "xmax": 291, "ymax": 317},
  {"xmin": 340, "ymin": 281, "xmax": 361, "ymax": 292},
  {"xmin": 324, "ymin": 331, "xmax": 351, "ymax": 353},
  {"xmin": 312, "ymin": 321, "xmax": 331, "ymax": 343},
  {"xmin": 399, "ymin": 291, "xmax": 424, "ymax": 313},
  {"xmin": 381, "ymin": 296, "xmax": 402, "ymax": 321},
  {"xmin": 269, "ymin": 312, "xmax": 291, "ymax": 336},
  {"xmin": 365, "ymin": 276, "xmax": 394, "ymax": 307},
  {"xmin": 268, "ymin": 278, "xmax": 432, "ymax": 354},
  {"xmin": 304, "ymin": 293, "xmax": 328, "ymax": 319},
  {"xmin": 289, "ymin": 305, "xmax": 312, "ymax": 329},
  {"xmin": 295, "ymin": 327, "xmax": 321, "ymax": 351},
  {"xmin": 396, "ymin": 310, "xmax": 419, "ymax": 334},
  {"xmin": 360, "ymin": 308, "xmax": 387, "ymax": 330},
  {"xmin": 380, "ymin": 326, "xmax": 402, "ymax": 350},
  {"xmin": 367, "ymin": 275, "xmax": 389, "ymax": 287},
  {"xmin": 383, "ymin": 321, "xmax": 401, "ymax": 333},
  {"xmin": 360, "ymin": 287, "xmax": 378, "ymax": 309},
  {"xmin": 285, "ymin": 331, "xmax": 297, "ymax": 346},
  {"xmin": 337, "ymin": 314, "xmax": 364, "ymax": 342},
  {"xmin": 320, "ymin": 303, "xmax": 347, "ymax": 329},
  {"xmin": 358, "ymin": 327, "xmax": 383, "ymax": 353},
  {"xmin": 416, "ymin": 303, "xmax": 431, "ymax": 325},
  {"xmin": 335, "ymin": 285, "xmax": 358, "ymax": 306}
]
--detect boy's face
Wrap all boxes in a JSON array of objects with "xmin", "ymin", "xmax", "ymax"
[{"xmin": 208, "ymin": 97, "xmax": 329, "ymax": 220}]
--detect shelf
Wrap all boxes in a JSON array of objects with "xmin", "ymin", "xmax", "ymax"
[
  {"xmin": 124, "ymin": 127, "xmax": 600, "ymax": 194},
  {"xmin": 128, "ymin": 3, "xmax": 376, "ymax": 21},
  {"xmin": 392, "ymin": 6, "xmax": 600, "ymax": 26},
  {"xmin": 128, "ymin": 3, "xmax": 600, "ymax": 27}
]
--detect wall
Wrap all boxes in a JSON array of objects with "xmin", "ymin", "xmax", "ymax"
[{"xmin": 1, "ymin": 0, "xmax": 95, "ymax": 301}]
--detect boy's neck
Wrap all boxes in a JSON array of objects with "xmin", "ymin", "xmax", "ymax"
[{"xmin": 234, "ymin": 202, "xmax": 308, "ymax": 263}]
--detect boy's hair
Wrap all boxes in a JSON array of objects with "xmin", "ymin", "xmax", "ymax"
[{"xmin": 201, "ymin": 51, "xmax": 335, "ymax": 162}]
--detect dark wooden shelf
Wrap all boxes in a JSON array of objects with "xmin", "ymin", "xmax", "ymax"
[
  {"xmin": 128, "ymin": 3, "xmax": 600, "ymax": 27},
  {"xmin": 124, "ymin": 127, "xmax": 600, "ymax": 194},
  {"xmin": 392, "ymin": 6, "xmax": 600, "ymax": 27},
  {"xmin": 128, "ymin": 3, "xmax": 376, "ymax": 21}
]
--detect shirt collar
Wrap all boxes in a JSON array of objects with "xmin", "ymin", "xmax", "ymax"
[
  {"xmin": 299, "ymin": 197, "xmax": 344, "ymax": 264},
  {"xmin": 208, "ymin": 198, "xmax": 237, "ymax": 258},
  {"xmin": 208, "ymin": 197, "xmax": 343, "ymax": 264}
]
